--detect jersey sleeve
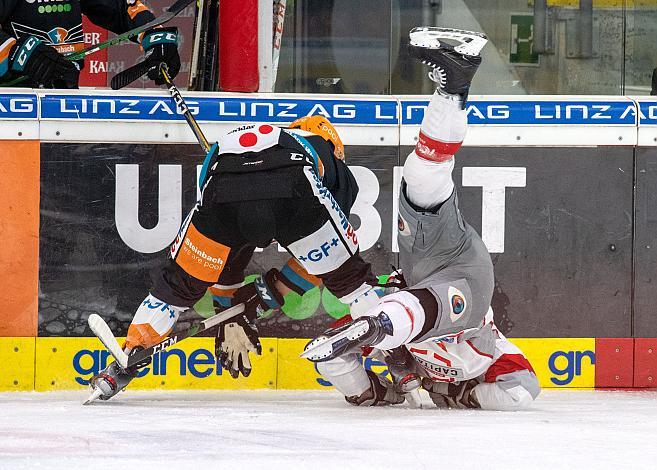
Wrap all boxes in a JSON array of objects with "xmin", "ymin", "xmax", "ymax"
[{"xmin": 81, "ymin": 0, "xmax": 156, "ymax": 40}]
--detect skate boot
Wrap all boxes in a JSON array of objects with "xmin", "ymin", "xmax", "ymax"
[
  {"xmin": 409, "ymin": 27, "xmax": 488, "ymax": 107},
  {"xmin": 86, "ymin": 361, "xmax": 137, "ymax": 404},
  {"xmin": 301, "ymin": 313, "xmax": 394, "ymax": 363},
  {"xmin": 84, "ymin": 347, "xmax": 151, "ymax": 404}
]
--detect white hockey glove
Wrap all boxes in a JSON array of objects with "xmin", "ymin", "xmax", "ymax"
[
  {"xmin": 345, "ymin": 370, "xmax": 405, "ymax": 407},
  {"xmin": 217, "ymin": 320, "xmax": 261, "ymax": 379},
  {"xmin": 422, "ymin": 378, "xmax": 481, "ymax": 409}
]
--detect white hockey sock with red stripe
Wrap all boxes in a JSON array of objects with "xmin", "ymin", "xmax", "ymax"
[{"xmin": 403, "ymin": 92, "xmax": 467, "ymax": 210}]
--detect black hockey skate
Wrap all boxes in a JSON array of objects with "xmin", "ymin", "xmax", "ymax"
[
  {"xmin": 409, "ymin": 27, "xmax": 488, "ymax": 106},
  {"xmin": 84, "ymin": 348, "xmax": 150, "ymax": 404},
  {"xmin": 85, "ymin": 361, "xmax": 136, "ymax": 404},
  {"xmin": 301, "ymin": 313, "xmax": 394, "ymax": 363}
]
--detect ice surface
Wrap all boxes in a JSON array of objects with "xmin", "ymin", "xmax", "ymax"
[{"xmin": 1, "ymin": 389, "xmax": 656, "ymax": 470}]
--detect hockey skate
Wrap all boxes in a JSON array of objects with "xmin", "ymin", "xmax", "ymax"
[
  {"xmin": 84, "ymin": 347, "xmax": 150, "ymax": 405},
  {"xmin": 409, "ymin": 27, "xmax": 488, "ymax": 105},
  {"xmin": 301, "ymin": 313, "xmax": 393, "ymax": 362},
  {"xmin": 84, "ymin": 361, "xmax": 137, "ymax": 405}
]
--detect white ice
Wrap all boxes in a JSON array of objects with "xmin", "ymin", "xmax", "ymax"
[{"xmin": 1, "ymin": 390, "xmax": 656, "ymax": 470}]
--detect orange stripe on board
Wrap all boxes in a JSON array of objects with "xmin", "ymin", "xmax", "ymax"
[{"xmin": 0, "ymin": 141, "xmax": 39, "ymax": 336}]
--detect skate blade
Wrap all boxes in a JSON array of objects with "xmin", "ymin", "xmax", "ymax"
[
  {"xmin": 82, "ymin": 387, "xmax": 104, "ymax": 406},
  {"xmin": 409, "ymin": 27, "xmax": 488, "ymax": 56},
  {"xmin": 300, "ymin": 321, "xmax": 371, "ymax": 362}
]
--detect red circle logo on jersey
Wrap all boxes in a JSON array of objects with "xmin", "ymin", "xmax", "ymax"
[
  {"xmin": 259, "ymin": 125, "xmax": 273, "ymax": 134},
  {"xmin": 239, "ymin": 132, "xmax": 258, "ymax": 147}
]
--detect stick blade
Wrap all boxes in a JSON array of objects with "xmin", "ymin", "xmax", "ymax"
[
  {"xmin": 88, "ymin": 314, "xmax": 129, "ymax": 368},
  {"xmin": 111, "ymin": 61, "xmax": 152, "ymax": 90},
  {"xmin": 166, "ymin": 0, "xmax": 194, "ymax": 14}
]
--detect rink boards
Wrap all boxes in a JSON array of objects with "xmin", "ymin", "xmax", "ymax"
[
  {"xmin": 0, "ymin": 336, "xmax": 655, "ymax": 392},
  {"xmin": 2, "ymin": 91, "xmax": 657, "ymax": 391}
]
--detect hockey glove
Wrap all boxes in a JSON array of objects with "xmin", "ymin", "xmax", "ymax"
[
  {"xmin": 9, "ymin": 35, "xmax": 79, "ymax": 88},
  {"xmin": 217, "ymin": 319, "xmax": 262, "ymax": 379},
  {"xmin": 422, "ymin": 377, "xmax": 481, "ymax": 409},
  {"xmin": 345, "ymin": 370, "xmax": 405, "ymax": 406},
  {"xmin": 141, "ymin": 27, "xmax": 180, "ymax": 85},
  {"xmin": 214, "ymin": 269, "xmax": 284, "ymax": 378}
]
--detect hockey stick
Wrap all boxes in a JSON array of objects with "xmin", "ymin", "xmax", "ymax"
[
  {"xmin": 112, "ymin": 63, "xmax": 211, "ymax": 153},
  {"xmin": 160, "ymin": 63, "xmax": 211, "ymax": 152},
  {"xmin": 1, "ymin": 0, "xmax": 193, "ymax": 87},
  {"xmin": 187, "ymin": 0, "xmax": 205, "ymax": 90},
  {"xmin": 110, "ymin": 60, "xmax": 151, "ymax": 90},
  {"xmin": 68, "ymin": 0, "xmax": 194, "ymax": 61},
  {"xmin": 271, "ymin": 0, "xmax": 287, "ymax": 90},
  {"xmin": 88, "ymin": 303, "xmax": 246, "ymax": 370}
]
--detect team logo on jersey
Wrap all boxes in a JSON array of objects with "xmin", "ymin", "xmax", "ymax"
[
  {"xmin": 11, "ymin": 22, "xmax": 82, "ymax": 47},
  {"xmin": 447, "ymin": 286, "xmax": 467, "ymax": 322},
  {"xmin": 397, "ymin": 214, "xmax": 411, "ymax": 236}
]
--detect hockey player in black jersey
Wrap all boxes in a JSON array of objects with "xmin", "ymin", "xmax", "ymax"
[
  {"xmin": 88, "ymin": 116, "xmax": 391, "ymax": 402},
  {"xmin": 0, "ymin": 0, "xmax": 180, "ymax": 88}
]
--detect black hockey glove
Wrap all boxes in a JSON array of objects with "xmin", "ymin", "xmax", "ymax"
[
  {"xmin": 215, "ymin": 269, "xmax": 285, "ymax": 378},
  {"xmin": 422, "ymin": 377, "xmax": 481, "ymax": 409},
  {"xmin": 345, "ymin": 370, "xmax": 405, "ymax": 406},
  {"xmin": 9, "ymin": 35, "xmax": 79, "ymax": 88},
  {"xmin": 141, "ymin": 27, "xmax": 180, "ymax": 85}
]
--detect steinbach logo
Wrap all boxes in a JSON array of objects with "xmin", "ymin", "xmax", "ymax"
[
  {"xmin": 184, "ymin": 237, "xmax": 223, "ymax": 264},
  {"xmin": 548, "ymin": 349, "xmax": 596, "ymax": 386},
  {"xmin": 73, "ymin": 347, "xmax": 224, "ymax": 386}
]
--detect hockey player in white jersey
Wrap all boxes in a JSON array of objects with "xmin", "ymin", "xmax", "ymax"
[{"xmin": 302, "ymin": 27, "xmax": 540, "ymax": 411}]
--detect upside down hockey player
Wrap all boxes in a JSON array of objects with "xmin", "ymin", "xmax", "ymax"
[
  {"xmin": 302, "ymin": 28, "xmax": 541, "ymax": 411},
  {"xmin": 0, "ymin": 0, "xmax": 180, "ymax": 87},
  {"xmin": 88, "ymin": 115, "xmax": 385, "ymax": 401}
]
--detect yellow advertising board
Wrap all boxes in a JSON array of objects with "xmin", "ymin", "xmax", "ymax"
[
  {"xmin": 0, "ymin": 336, "xmax": 599, "ymax": 392},
  {"xmin": 34, "ymin": 337, "xmax": 278, "ymax": 392},
  {"xmin": 510, "ymin": 338, "xmax": 596, "ymax": 388},
  {"xmin": 0, "ymin": 337, "xmax": 36, "ymax": 391}
]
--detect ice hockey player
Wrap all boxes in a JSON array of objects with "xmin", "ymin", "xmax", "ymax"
[
  {"xmin": 0, "ymin": 0, "xmax": 180, "ymax": 88},
  {"xmin": 302, "ymin": 27, "xmax": 541, "ymax": 411},
  {"xmin": 88, "ymin": 115, "xmax": 385, "ymax": 401}
]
